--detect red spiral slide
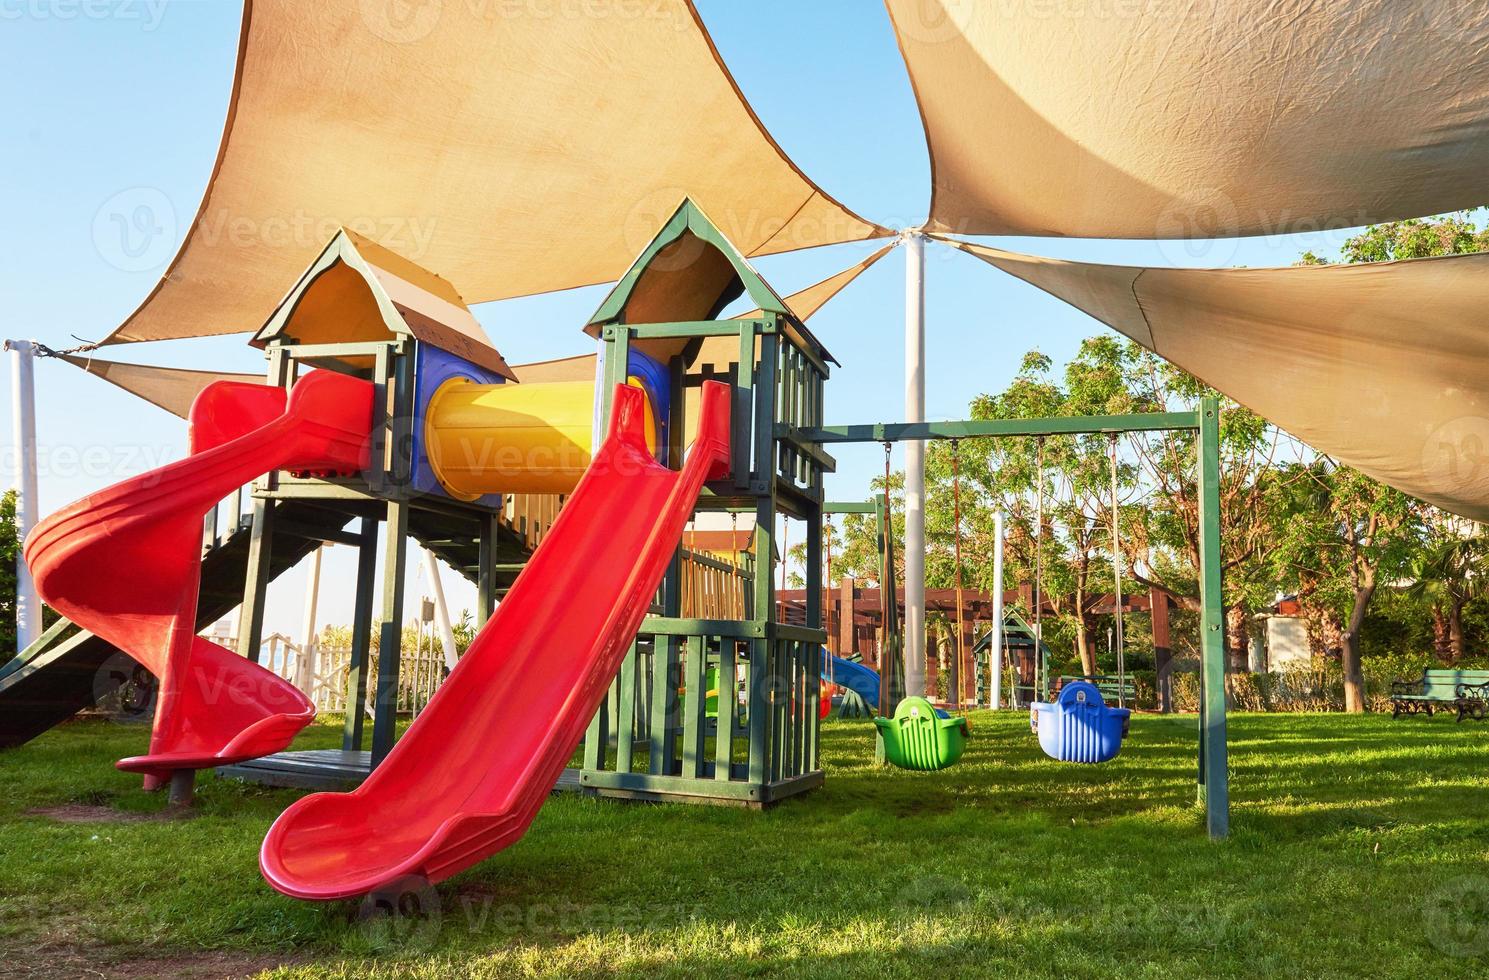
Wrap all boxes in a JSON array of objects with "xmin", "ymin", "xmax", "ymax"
[
  {"xmin": 259, "ymin": 381, "xmax": 731, "ymax": 900},
  {"xmin": 24, "ymin": 370, "xmax": 374, "ymax": 780}
]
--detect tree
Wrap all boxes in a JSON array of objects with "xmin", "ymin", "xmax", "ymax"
[
  {"xmin": 820, "ymin": 469, "xmax": 904, "ymax": 588},
  {"xmin": 1287, "ymin": 211, "xmax": 1489, "ymax": 704},
  {"xmin": 1, "ymin": 490, "xmax": 17, "ymax": 656},
  {"xmin": 930, "ymin": 344, "xmax": 1146, "ymax": 674},
  {"xmin": 1404, "ymin": 529, "xmax": 1488, "ymax": 663},
  {"xmin": 1269, "ymin": 462, "xmax": 1423, "ymax": 710}
]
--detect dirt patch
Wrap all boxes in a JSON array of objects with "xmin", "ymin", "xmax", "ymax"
[
  {"xmin": 4, "ymin": 941, "xmax": 305, "ymax": 979},
  {"xmin": 25, "ymin": 804, "xmax": 190, "ymax": 824}
]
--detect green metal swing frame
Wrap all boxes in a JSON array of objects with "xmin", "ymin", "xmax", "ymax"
[{"xmin": 790, "ymin": 402, "xmax": 1230, "ymax": 838}]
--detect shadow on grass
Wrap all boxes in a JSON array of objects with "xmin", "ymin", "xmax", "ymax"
[{"xmin": 2, "ymin": 712, "xmax": 1487, "ymax": 977}]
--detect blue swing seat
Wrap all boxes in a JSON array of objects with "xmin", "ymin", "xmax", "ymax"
[{"xmin": 1030, "ymin": 680, "xmax": 1130, "ymax": 764}]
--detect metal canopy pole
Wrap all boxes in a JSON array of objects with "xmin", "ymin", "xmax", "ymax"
[
  {"xmin": 1196, "ymin": 396, "xmax": 1230, "ymax": 838},
  {"xmin": 903, "ymin": 231, "xmax": 927, "ymax": 698},
  {"xmin": 1111, "ymin": 434, "xmax": 1125, "ymax": 707},
  {"xmin": 990, "ymin": 509, "xmax": 1004, "ymax": 709},
  {"xmin": 5, "ymin": 339, "xmax": 40, "ymax": 651}
]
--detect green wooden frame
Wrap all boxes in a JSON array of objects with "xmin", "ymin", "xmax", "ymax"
[{"xmin": 578, "ymin": 202, "xmax": 832, "ymax": 808}]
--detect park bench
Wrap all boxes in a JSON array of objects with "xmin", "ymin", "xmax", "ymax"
[
  {"xmin": 1055, "ymin": 674, "xmax": 1137, "ymax": 708},
  {"xmin": 1389, "ymin": 669, "xmax": 1489, "ymax": 721}
]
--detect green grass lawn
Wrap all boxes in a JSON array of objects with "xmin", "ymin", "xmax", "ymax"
[{"xmin": 1, "ymin": 711, "xmax": 1486, "ymax": 978}]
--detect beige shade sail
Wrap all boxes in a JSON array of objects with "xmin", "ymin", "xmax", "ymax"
[
  {"xmin": 734, "ymin": 242, "xmax": 896, "ymax": 321},
  {"xmin": 887, "ymin": 0, "xmax": 1489, "ymax": 238},
  {"xmin": 62, "ymin": 350, "xmax": 560, "ymax": 420},
  {"xmin": 947, "ymin": 239, "xmax": 1489, "ymax": 521},
  {"xmin": 59, "ymin": 354, "xmax": 262, "ymax": 419},
  {"xmin": 66, "ymin": 242, "xmax": 878, "ymax": 417},
  {"xmin": 104, "ymin": 1, "xmax": 887, "ymax": 346}
]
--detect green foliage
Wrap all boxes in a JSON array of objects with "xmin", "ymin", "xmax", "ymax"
[{"xmin": 0, "ymin": 489, "xmax": 16, "ymax": 656}]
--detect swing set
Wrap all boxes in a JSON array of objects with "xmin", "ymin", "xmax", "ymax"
[{"xmin": 794, "ymin": 399, "xmax": 1231, "ymax": 837}]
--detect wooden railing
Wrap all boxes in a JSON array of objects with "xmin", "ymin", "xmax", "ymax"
[
  {"xmin": 250, "ymin": 632, "xmax": 446, "ymax": 716},
  {"xmin": 680, "ymin": 550, "xmax": 750, "ymax": 620},
  {"xmin": 498, "ymin": 492, "xmax": 564, "ymax": 553}
]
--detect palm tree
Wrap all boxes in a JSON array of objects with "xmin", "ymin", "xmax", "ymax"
[{"xmin": 1405, "ymin": 534, "xmax": 1488, "ymax": 663}]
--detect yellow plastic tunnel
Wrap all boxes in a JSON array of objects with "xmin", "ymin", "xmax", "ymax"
[{"xmin": 424, "ymin": 377, "xmax": 658, "ymax": 498}]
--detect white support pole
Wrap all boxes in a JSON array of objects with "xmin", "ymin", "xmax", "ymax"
[
  {"xmin": 295, "ymin": 545, "xmax": 324, "ymax": 694},
  {"xmin": 990, "ymin": 509, "xmax": 1005, "ymax": 710},
  {"xmin": 423, "ymin": 548, "xmax": 459, "ymax": 673},
  {"xmin": 1111, "ymin": 436, "xmax": 1125, "ymax": 705},
  {"xmin": 6, "ymin": 339, "xmax": 40, "ymax": 652},
  {"xmin": 903, "ymin": 231, "xmax": 927, "ymax": 698}
]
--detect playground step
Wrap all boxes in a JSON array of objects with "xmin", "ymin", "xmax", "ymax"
[
  {"xmin": 219, "ymin": 748, "xmax": 586, "ymax": 795},
  {"xmin": 0, "ymin": 499, "xmax": 355, "ymax": 749}
]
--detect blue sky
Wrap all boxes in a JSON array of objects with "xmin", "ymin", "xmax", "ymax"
[{"xmin": 1, "ymin": 0, "xmax": 1355, "ymax": 638}]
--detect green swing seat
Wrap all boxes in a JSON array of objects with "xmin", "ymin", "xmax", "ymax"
[{"xmin": 873, "ymin": 696, "xmax": 970, "ymax": 771}]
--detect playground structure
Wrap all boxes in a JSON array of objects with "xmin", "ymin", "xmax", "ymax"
[
  {"xmin": 0, "ymin": 202, "xmax": 1237, "ymax": 911},
  {"xmin": 2, "ymin": 201, "xmax": 846, "ymax": 897}
]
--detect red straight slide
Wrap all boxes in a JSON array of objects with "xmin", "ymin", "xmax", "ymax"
[
  {"xmin": 260, "ymin": 381, "xmax": 731, "ymax": 900},
  {"xmin": 24, "ymin": 371, "xmax": 373, "ymax": 779}
]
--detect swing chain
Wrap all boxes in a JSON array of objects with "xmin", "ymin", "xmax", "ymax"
[
  {"xmin": 1033, "ymin": 435, "xmax": 1046, "ymax": 702},
  {"xmin": 1109, "ymin": 432, "xmax": 1126, "ymax": 707},
  {"xmin": 950, "ymin": 438, "xmax": 970, "ymax": 724}
]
